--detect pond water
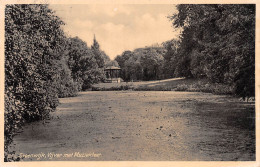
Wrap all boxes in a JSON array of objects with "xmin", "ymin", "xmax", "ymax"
[{"xmin": 12, "ymin": 91, "xmax": 255, "ymax": 161}]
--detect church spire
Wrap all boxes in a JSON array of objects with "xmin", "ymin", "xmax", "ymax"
[{"xmin": 92, "ymin": 34, "xmax": 100, "ymax": 50}]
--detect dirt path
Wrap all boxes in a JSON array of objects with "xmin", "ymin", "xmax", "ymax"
[
  {"xmin": 92, "ymin": 77, "xmax": 185, "ymax": 89},
  {"xmin": 13, "ymin": 91, "xmax": 255, "ymax": 161}
]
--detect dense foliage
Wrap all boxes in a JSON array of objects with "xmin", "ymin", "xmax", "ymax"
[
  {"xmin": 5, "ymin": 4, "xmax": 65, "ymax": 161},
  {"xmin": 66, "ymin": 37, "xmax": 107, "ymax": 90},
  {"xmin": 169, "ymin": 4, "xmax": 255, "ymax": 97},
  {"xmin": 4, "ymin": 4, "xmax": 109, "ymax": 161},
  {"xmin": 4, "ymin": 3, "xmax": 255, "ymax": 162},
  {"xmin": 115, "ymin": 46, "xmax": 166, "ymax": 81},
  {"xmin": 116, "ymin": 4, "xmax": 255, "ymax": 98}
]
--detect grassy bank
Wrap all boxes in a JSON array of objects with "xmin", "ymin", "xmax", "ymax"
[
  {"xmin": 91, "ymin": 78, "xmax": 234, "ymax": 95},
  {"xmin": 173, "ymin": 79, "xmax": 234, "ymax": 95}
]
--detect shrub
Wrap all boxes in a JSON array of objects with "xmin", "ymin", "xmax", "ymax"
[
  {"xmin": 92, "ymin": 85, "xmax": 133, "ymax": 91},
  {"xmin": 4, "ymin": 4, "xmax": 77, "ymax": 161},
  {"xmin": 55, "ymin": 59, "xmax": 78, "ymax": 98},
  {"xmin": 174, "ymin": 81, "xmax": 234, "ymax": 95}
]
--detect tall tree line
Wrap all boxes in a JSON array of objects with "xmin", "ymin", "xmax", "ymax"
[
  {"xmin": 169, "ymin": 4, "xmax": 255, "ymax": 97},
  {"xmin": 4, "ymin": 4, "xmax": 109, "ymax": 161},
  {"xmin": 115, "ymin": 45, "xmax": 167, "ymax": 81},
  {"xmin": 116, "ymin": 4, "xmax": 255, "ymax": 97}
]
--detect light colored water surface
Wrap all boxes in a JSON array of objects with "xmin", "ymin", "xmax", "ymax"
[{"xmin": 12, "ymin": 91, "xmax": 255, "ymax": 161}]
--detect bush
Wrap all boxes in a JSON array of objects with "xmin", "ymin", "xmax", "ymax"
[
  {"xmin": 92, "ymin": 85, "xmax": 133, "ymax": 91},
  {"xmin": 55, "ymin": 59, "xmax": 78, "ymax": 98},
  {"xmin": 4, "ymin": 4, "xmax": 109, "ymax": 161},
  {"xmin": 174, "ymin": 81, "xmax": 234, "ymax": 95},
  {"xmin": 4, "ymin": 4, "xmax": 77, "ymax": 161}
]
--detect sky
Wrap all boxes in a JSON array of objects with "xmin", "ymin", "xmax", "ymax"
[{"xmin": 49, "ymin": 4, "xmax": 180, "ymax": 60}]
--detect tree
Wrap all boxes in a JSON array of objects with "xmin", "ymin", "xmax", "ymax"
[
  {"xmin": 91, "ymin": 35, "xmax": 105, "ymax": 68},
  {"xmin": 140, "ymin": 49, "xmax": 164, "ymax": 80},
  {"xmin": 55, "ymin": 57, "xmax": 78, "ymax": 98},
  {"xmin": 5, "ymin": 4, "xmax": 71, "ymax": 161},
  {"xmin": 115, "ymin": 45, "xmax": 166, "ymax": 81},
  {"xmin": 124, "ymin": 56, "xmax": 143, "ymax": 81},
  {"xmin": 66, "ymin": 36, "xmax": 107, "ymax": 90},
  {"xmin": 66, "ymin": 37, "xmax": 90, "ymax": 89},
  {"xmin": 162, "ymin": 39, "xmax": 180, "ymax": 78},
  {"xmin": 170, "ymin": 4, "xmax": 255, "ymax": 97},
  {"xmin": 115, "ymin": 50, "xmax": 133, "ymax": 80}
]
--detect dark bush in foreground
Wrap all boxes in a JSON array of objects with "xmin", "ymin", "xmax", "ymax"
[
  {"xmin": 4, "ymin": 4, "xmax": 76, "ymax": 161},
  {"xmin": 4, "ymin": 4, "xmax": 111, "ymax": 161}
]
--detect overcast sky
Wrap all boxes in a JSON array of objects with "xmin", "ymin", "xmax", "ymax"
[{"xmin": 49, "ymin": 4, "xmax": 180, "ymax": 59}]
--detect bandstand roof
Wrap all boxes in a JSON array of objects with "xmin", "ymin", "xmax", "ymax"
[{"xmin": 105, "ymin": 66, "xmax": 121, "ymax": 70}]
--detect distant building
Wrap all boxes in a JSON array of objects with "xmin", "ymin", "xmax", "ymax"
[{"xmin": 104, "ymin": 66, "xmax": 122, "ymax": 83}]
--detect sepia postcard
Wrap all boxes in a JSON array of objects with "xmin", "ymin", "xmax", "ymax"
[{"xmin": 0, "ymin": 0, "xmax": 259, "ymax": 167}]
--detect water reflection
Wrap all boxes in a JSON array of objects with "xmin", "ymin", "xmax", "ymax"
[{"xmin": 171, "ymin": 100, "xmax": 255, "ymax": 160}]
